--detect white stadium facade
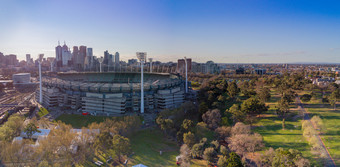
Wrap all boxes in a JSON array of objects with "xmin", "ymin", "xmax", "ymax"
[{"xmin": 36, "ymin": 72, "xmax": 186, "ymax": 115}]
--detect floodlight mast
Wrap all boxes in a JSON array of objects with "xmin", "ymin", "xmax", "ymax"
[
  {"xmin": 137, "ymin": 52, "xmax": 147, "ymax": 114},
  {"xmin": 98, "ymin": 57, "xmax": 104, "ymax": 73},
  {"xmin": 184, "ymin": 57, "xmax": 188, "ymax": 94},
  {"xmin": 149, "ymin": 58, "xmax": 153, "ymax": 73}
]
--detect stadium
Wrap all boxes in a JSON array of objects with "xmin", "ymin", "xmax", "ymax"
[{"xmin": 36, "ymin": 72, "xmax": 186, "ymax": 115}]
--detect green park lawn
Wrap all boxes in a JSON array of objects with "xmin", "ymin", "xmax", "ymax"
[
  {"xmin": 253, "ymin": 90, "xmax": 321, "ymax": 166},
  {"xmin": 253, "ymin": 113, "xmax": 319, "ymax": 166},
  {"xmin": 55, "ymin": 114, "xmax": 112, "ymax": 128},
  {"xmin": 128, "ymin": 128, "xmax": 207, "ymax": 167},
  {"xmin": 128, "ymin": 128, "xmax": 179, "ymax": 167}
]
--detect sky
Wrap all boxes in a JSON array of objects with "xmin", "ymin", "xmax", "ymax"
[{"xmin": 0, "ymin": 0, "xmax": 340, "ymax": 63}]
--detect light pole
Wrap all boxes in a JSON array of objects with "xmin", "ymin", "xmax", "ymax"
[
  {"xmin": 137, "ymin": 52, "xmax": 147, "ymax": 114},
  {"xmin": 38, "ymin": 61, "xmax": 42, "ymax": 104},
  {"xmin": 184, "ymin": 57, "xmax": 188, "ymax": 94},
  {"xmin": 149, "ymin": 58, "xmax": 153, "ymax": 73}
]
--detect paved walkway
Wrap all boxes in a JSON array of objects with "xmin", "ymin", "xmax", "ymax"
[{"xmin": 296, "ymin": 97, "xmax": 336, "ymax": 167}]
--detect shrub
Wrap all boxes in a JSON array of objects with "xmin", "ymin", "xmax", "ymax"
[{"xmin": 301, "ymin": 94, "xmax": 312, "ymax": 102}]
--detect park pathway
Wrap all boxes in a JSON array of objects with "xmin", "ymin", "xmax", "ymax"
[{"xmin": 296, "ymin": 97, "xmax": 336, "ymax": 167}]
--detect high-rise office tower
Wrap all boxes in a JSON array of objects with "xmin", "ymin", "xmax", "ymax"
[
  {"xmin": 77, "ymin": 45, "xmax": 87, "ymax": 70},
  {"xmin": 72, "ymin": 46, "xmax": 79, "ymax": 69},
  {"xmin": 55, "ymin": 41, "xmax": 62, "ymax": 67},
  {"xmin": 115, "ymin": 52, "xmax": 120, "ymax": 66},
  {"xmin": 177, "ymin": 58, "xmax": 192, "ymax": 73},
  {"xmin": 61, "ymin": 42, "xmax": 72, "ymax": 66},
  {"xmin": 39, "ymin": 54, "xmax": 44, "ymax": 61},
  {"xmin": 26, "ymin": 54, "xmax": 31, "ymax": 64},
  {"xmin": 104, "ymin": 50, "xmax": 109, "ymax": 65},
  {"xmin": 85, "ymin": 48, "xmax": 93, "ymax": 70}
]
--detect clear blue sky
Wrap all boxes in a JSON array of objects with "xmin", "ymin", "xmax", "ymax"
[{"xmin": 0, "ymin": 0, "xmax": 339, "ymax": 63}]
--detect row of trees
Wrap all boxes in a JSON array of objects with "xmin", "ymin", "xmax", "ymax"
[{"xmin": 0, "ymin": 115, "xmax": 141, "ymax": 166}]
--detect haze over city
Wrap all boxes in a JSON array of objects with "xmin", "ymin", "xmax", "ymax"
[{"xmin": 0, "ymin": 0, "xmax": 340, "ymax": 63}]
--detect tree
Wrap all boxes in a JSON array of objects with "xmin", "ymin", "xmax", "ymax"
[
  {"xmin": 111, "ymin": 134, "xmax": 131, "ymax": 163},
  {"xmin": 217, "ymin": 156, "xmax": 228, "ymax": 167},
  {"xmin": 156, "ymin": 117, "xmax": 174, "ymax": 135},
  {"xmin": 277, "ymin": 98, "xmax": 290, "ymax": 129},
  {"xmin": 226, "ymin": 152, "xmax": 243, "ymax": 167},
  {"xmin": 301, "ymin": 94, "xmax": 312, "ymax": 102},
  {"xmin": 329, "ymin": 90, "xmax": 339, "ymax": 110},
  {"xmin": 260, "ymin": 148, "xmax": 310, "ymax": 167},
  {"xmin": 210, "ymin": 140, "xmax": 220, "ymax": 151},
  {"xmin": 181, "ymin": 119, "xmax": 194, "ymax": 132},
  {"xmin": 220, "ymin": 145, "xmax": 229, "ymax": 156},
  {"xmin": 215, "ymin": 126, "xmax": 231, "ymax": 141},
  {"xmin": 94, "ymin": 132, "xmax": 113, "ymax": 155},
  {"xmin": 241, "ymin": 97, "xmax": 268, "ymax": 125},
  {"xmin": 183, "ymin": 132, "xmax": 195, "ymax": 148},
  {"xmin": 258, "ymin": 87, "xmax": 271, "ymax": 102},
  {"xmin": 240, "ymin": 80, "xmax": 256, "ymax": 97},
  {"xmin": 227, "ymin": 81, "xmax": 239, "ymax": 99},
  {"xmin": 0, "ymin": 114, "xmax": 24, "ymax": 141},
  {"xmin": 24, "ymin": 123, "xmax": 41, "ymax": 139},
  {"xmin": 202, "ymin": 109, "xmax": 221, "ymax": 129},
  {"xmin": 36, "ymin": 122, "xmax": 76, "ymax": 165},
  {"xmin": 310, "ymin": 115, "xmax": 325, "ymax": 133},
  {"xmin": 191, "ymin": 143, "xmax": 205, "ymax": 158},
  {"xmin": 180, "ymin": 144, "xmax": 191, "ymax": 167},
  {"xmin": 191, "ymin": 138, "xmax": 208, "ymax": 158},
  {"xmin": 282, "ymin": 89, "xmax": 296, "ymax": 103},
  {"xmin": 199, "ymin": 102, "xmax": 209, "ymax": 115},
  {"xmin": 226, "ymin": 104, "xmax": 245, "ymax": 123},
  {"xmin": 228, "ymin": 133, "xmax": 264, "ymax": 157},
  {"xmin": 195, "ymin": 122, "xmax": 210, "ymax": 140},
  {"xmin": 230, "ymin": 122, "xmax": 251, "ymax": 136},
  {"xmin": 203, "ymin": 147, "xmax": 217, "ymax": 164}
]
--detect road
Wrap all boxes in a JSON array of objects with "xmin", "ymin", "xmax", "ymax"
[{"xmin": 296, "ymin": 97, "xmax": 336, "ymax": 167}]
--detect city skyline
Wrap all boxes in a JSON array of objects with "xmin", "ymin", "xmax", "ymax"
[{"xmin": 1, "ymin": 0, "xmax": 340, "ymax": 63}]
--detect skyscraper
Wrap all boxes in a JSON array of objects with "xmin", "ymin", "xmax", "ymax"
[
  {"xmin": 55, "ymin": 41, "xmax": 62, "ymax": 67},
  {"xmin": 26, "ymin": 54, "xmax": 31, "ymax": 64},
  {"xmin": 72, "ymin": 46, "xmax": 79, "ymax": 69},
  {"xmin": 177, "ymin": 58, "xmax": 192, "ymax": 73},
  {"xmin": 104, "ymin": 50, "xmax": 109, "ymax": 65},
  {"xmin": 115, "ymin": 52, "xmax": 120, "ymax": 66},
  {"xmin": 61, "ymin": 42, "xmax": 72, "ymax": 66},
  {"xmin": 77, "ymin": 45, "xmax": 87, "ymax": 70},
  {"xmin": 39, "ymin": 54, "xmax": 44, "ymax": 61},
  {"xmin": 85, "ymin": 48, "xmax": 93, "ymax": 70}
]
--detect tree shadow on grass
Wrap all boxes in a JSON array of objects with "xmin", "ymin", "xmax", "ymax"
[
  {"xmin": 254, "ymin": 123, "xmax": 300, "ymax": 132},
  {"xmin": 263, "ymin": 141, "xmax": 310, "ymax": 151}
]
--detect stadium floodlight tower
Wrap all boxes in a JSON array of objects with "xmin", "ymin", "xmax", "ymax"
[
  {"xmin": 137, "ymin": 52, "xmax": 147, "ymax": 114},
  {"xmin": 184, "ymin": 57, "xmax": 188, "ymax": 94},
  {"xmin": 38, "ymin": 60, "xmax": 43, "ymax": 104},
  {"xmin": 149, "ymin": 58, "xmax": 153, "ymax": 73},
  {"xmin": 98, "ymin": 57, "xmax": 104, "ymax": 73}
]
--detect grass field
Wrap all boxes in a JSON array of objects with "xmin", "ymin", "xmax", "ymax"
[
  {"xmin": 253, "ymin": 90, "xmax": 321, "ymax": 166},
  {"xmin": 128, "ymin": 128, "xmax": 207, "ymax": 167},
  {"xmin": 128, "ymin": 128, "xmax": 179, "ymax": 167},
  {"xmin": 55, "ymin": 114, "xmax": 113, "ymax": 128},
  {"xmin": 253, "ymin": 113, "xmax": 319, "ymax": 166}
]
